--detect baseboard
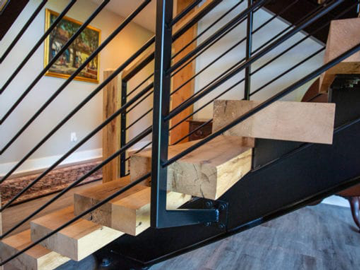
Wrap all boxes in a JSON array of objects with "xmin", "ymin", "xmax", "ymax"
[{"xmin": 0, "ymin": 148, "xmax": 103, "ymax": 177}]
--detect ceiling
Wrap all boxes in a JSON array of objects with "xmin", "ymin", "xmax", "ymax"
[{"xmin": 92, "ymin": 0, "xmax": 156, "ymax": 32}]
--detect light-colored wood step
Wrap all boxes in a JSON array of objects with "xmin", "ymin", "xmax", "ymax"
[
  {"xmin": 74, "ymin": 178, "xmax": 191, "ymax": 236},
  {"xmin": 131, "ymin": 135, "xmax": 253, "ymax": 200},
  {"xmin": 30, "ymin": 206, "xmax": 123, "ymax": 261},
  {"xmin": 320, "ymin": 18, "xmax": 360, "ymax": 93},
  {"xmin": 0, "ymin": 230, "xmax": 69, "ymax": 270},
  {"xmin": 212, "ymin": 100, "xmax": 335, "ymax": 145}
]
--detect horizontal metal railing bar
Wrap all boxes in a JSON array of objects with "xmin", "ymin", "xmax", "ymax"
[
  {"xmin": 0, "ymin": 0, "xmax": 48, "ymax": 65},
  {"xmin": 170, "ymin": 0, "xmax": 329, "ymax": 100},
  {"xmin": 0, "ymin": 76, "xmax": 153, "ymax": 212},
  {"xmin": 0, "ymin": 53, "xmax": 154, "ymax": 207},
  {"xmin": 171, "ymin": 0, "xmax": 223, "ymax": 42},
  {"xmin": 165, "ymin": 0, "xmax": 341, "ymax": 121},
  {"xmin": 126, "ymin": 73, "xmax": 153, "ymax": 97},
  {"xmin": 250, "ymin": 48, "xmax": 325, "ymax": 96},
  {"xmin": 122, "ymin": 51, "xmax": 155, "ymax": 83},
  {"xmin": 172, "ymin": 0, "xmax": 245, "ymax": 60},
  {"xmin": 170, "ymin": 0, "xmax": 203, "ymax": 27},
  {"xmin": 170, "ymin": 0, "xmax": 287, "ymax": 98},
  {"xmin": 126, "ymin": 108, "xmax": 153, "ymax": 130},
  {"xmin": 126, "ymin": 84, "xmax": 154, "ymax": 114},
  {"xmin": 0, "ymin": 126, "xmax": 152, "ymax": 239},
  {"xmin": 0, "ymin": 0, "xmax": 77, "ymax": 95},
  {"xmin": 0, "ymin": 39, "xmax": 154, "ymax": 187},
  {"xmin": 172, "ymin": 46, "xmax": 324, "ymax": 133},
  {"xmin": 163, "ymin": 31, "xmax": 359, "ymax": 168},
  {"xmin": 170, "ymin": 0, "xmax": 301, "ymax": 81},
  {"xmin": 168, "ymin": 0, "xmax": 269, "ymax": 75},
  {"xmin": 123, "ymin": 0, "xmax": 309, "ymax": 154},
  {"xmin": 123, "ymin": 141, "xmax": 152, "ymax": 163},
  {"xmin": 0, "ymin": 172, "xmax": 152, "ymax": 266},
  {"xmin": 122, "ymin": 0, "xmax": 223, "ymax": 82},
  {"xmin": 154, "ymin": 0, "xmax": 306, "ymax": 134},
  {"xmin": 172, "ymin": 119, "xmax": 213, "ymax": 146},
  {"xmin": 0, "ymin": 0, "xmax": 110, "ymax": 125},
  {"xmin": 0, "ymin": 0, "xmax": 152, "ymax": 156},
  {"xmin": 124, "ymin": 0, "xmax": 340, "ymax": 158}
]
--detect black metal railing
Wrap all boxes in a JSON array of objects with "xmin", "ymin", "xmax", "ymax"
[{"xmin": 1, "ymin": 0, "xmax": 360, "ymax": 266}]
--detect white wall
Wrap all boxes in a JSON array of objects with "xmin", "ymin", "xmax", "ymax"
[
  {"xmin": 0, "ymin": 0, "xmax": 154, "ymax": 175},
  {"xmin": 193, "ymin": 0, "xmax": 324, "ymax": 119}
]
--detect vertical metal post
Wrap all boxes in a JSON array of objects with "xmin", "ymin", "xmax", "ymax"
[
  {"xmin": 151, "ymin": 0, "xmax": 174, "ymax": 228},
  {"xmin": 151, "ymin": 0, "xmax": 220, "ymax": 229},
  {"xmin": 244, "ymin": 0, "xmax": 253, "ymax": 100},
  {"xmin": 120, "ymin": 80, "xmax": 127, "ymax": 177}
]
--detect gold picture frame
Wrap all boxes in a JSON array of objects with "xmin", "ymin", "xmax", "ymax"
[{"xmin": 44, "ymin": 9, "xmax": 101, "ymax": 83}]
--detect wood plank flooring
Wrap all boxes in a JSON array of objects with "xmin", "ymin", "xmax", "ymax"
[
  {"xmin": 152, "ymin": 204, "xmax": 360, "ymax": 270},
  {"xmin": 2, "ymin": 181, "xmax": 101, "ymax": 237}
]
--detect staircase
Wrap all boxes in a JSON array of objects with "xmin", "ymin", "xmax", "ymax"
[{"xmin": 1, "ymin": 0, "xmax": 360, "ymax": 269}]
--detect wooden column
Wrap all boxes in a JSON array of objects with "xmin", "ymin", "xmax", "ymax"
[
  {"xmin": 102, "ymin": 70, "xmax": 121, "ymax": 183},
  {"xmin": 170, "ymin": 0, "xmax": 199, "ymax": 144}
]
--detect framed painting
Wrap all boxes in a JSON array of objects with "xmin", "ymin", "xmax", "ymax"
[{"xmin": 44, "ymin": 9, "xmax": 101, "ymax": 83}]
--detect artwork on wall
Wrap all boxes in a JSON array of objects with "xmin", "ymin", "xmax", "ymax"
[{"xmin": 44, "ymin": 9, "xmax": 101, "ymax": 83}]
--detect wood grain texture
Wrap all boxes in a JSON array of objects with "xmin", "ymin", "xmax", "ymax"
[
  {"xmin": 74, "ymin": 178, "xmax": 190, "ymax": 236},
  {"xmin": 30, "ymin": 207, "xmax": 123, "ymax": 261},
  {"xmin": 131, "ymin": 136, "xmax": 252, "ymax": 200},
  {"xmin": 170, "ymin": 0, "xmax": 199, "ymax": 145},
  {"xmin": 320, "ymin": 18, "xmax": 360, "ymax": 92},
  {"xmin": 213, "ymin": 100, "xmax": 336, "ymax": 144},
  {"xmin": 102, "ymin": 70, "xmax": 121, "ymax": 183},
  {"xmin": 0, "ymin": 230, "xmax": 69, "ymax": 270}
]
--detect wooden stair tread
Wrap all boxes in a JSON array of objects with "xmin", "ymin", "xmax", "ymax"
[
  {"xmin": 30, "ymin": 206, "xmax": 123, "ymax": 261},
  {"xmin": 131, "ymin": 135, "xmax": 253, "ymax": 200},
  {"xmin": 0, "ymin": 230, "xmax": 69, "ymax": 270},
  {"xmin": 74, "ymin": 179, "xmax": 191, "ymax": 236},
  {"xmin": 320, "ymin": 18, "xmax": 360, "ymax": 92},
  {"xmin": 213, "ymin": 100, "xmax": 335, "ymax": 145}
]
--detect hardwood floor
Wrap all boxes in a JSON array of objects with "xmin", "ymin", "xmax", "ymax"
[
  {"xmin": 2, "ymin": 181, "xmax": 101, "ymax": 237},
  {"xmin": 2, "ymin": 192, "xmax": 360, "ymax": 270},
  {"xmin": 152, "ymin": 204, "xmax": 360, "ymax": 270}
]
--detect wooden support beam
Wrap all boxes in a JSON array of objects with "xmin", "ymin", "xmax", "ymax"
[
  {"xmin": 74, "ymin": 179, "xmax": 190, "ymax": 236},
  {"xmin": 0, "ymin": 230, "xmax": 69, "ymax": 270},
  {"xmin": 170, "ymin": 0, "xmax": 199, "ymax": 145},
  {"xmin": 213, "ymin": 100, "xmax": 336, "ymax": 145},
  {"xmin": 30, "ymin": 207, "xmax": 123, "ymax": 261},
  {"xmin": 131, "ymin": 136, "xmax": 252, "ymax": 200},
  {"xmin": 320, "ymin": 18, "xmax": 360, "ymax": 92},
  {"xmin": 102, "ymin": 70, "xmax": 121, "ymax": 183}
]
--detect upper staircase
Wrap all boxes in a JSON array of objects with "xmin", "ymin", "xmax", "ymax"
[{"xmin": 1, "ymin": 0, "xmax": 360, "ymax": 269}]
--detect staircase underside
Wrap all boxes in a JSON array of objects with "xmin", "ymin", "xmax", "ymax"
[{"xmin": 89, "ymin": 77, "xmax": 360, "ymax": 269}]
